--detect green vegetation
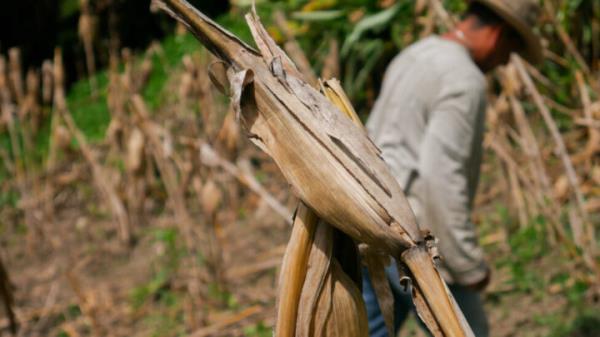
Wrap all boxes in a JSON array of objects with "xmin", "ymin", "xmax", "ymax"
[{"xmin": 131, "ymin": 228, "xmax": 183, "ymax": 309}]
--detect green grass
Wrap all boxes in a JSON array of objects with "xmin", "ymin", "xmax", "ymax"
[
  {"xmin": 67, "ymin": 71, "xmax": 111, "ymax": 142},
  {"xmin": 130, "ymin": 227, "xmax": 183, "ymax": 309},
  {"xmin": 66, "ymin": 33, "xmax": 202, "ymax": 140},
  {"xmin": 142, "ymin": 34, "xmax": 201, "ymax": 109},
  {"xmin": 243, "ymin": 322, "xmax": 272, "ymax": 337},
  {"xmin": 479, "ymin": 206, "xmax": 599, "ymax": 336}
]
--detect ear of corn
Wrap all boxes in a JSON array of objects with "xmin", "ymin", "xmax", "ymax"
[
  {"xmin": 153, "ymin": 1, "xmax": 474, "ymax": 336},
  {"xmin": 155, "ymin": 0, "xmax": 422, "ymax": 254},
  {"xmin": 275, "ymin": 77, "xmax": 372, "ymax": 337},
  {"xmin": 321, "ymin": 79, "xmax": 395, "ymax": 337}
]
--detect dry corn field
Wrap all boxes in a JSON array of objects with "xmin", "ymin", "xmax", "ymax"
[{"xmin": 1, "ymin": 0, "xmax": 599, "ymax": 337}]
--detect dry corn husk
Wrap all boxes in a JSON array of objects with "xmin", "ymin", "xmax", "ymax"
[
  {"xmin": 153, "ymin": 1, "xmax": 474, "ymax": 336},
  {"xmin": 295, "ymin": 222, "xmax": 367, "ymax": 337},
  {"xmin": 276, "ymin": 204, "xmax": 318, "ymax": 337},
  {"xmin": 157, "ymin": 0, "xmax": 418, "ymax": 255},
  {"xmin": 278, "ymin": 206, "xmax": 368, "ymax": 337},
  {"xmin": 274, "ymin": 79, "xmax": 373, "ymax": 337}
]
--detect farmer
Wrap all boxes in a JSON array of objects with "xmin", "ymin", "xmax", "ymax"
[{"xmin": 363, "ymin": 0, "xmax": 542, "ymax": 336}]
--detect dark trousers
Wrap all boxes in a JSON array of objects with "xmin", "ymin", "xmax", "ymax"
[{"xmin": 362, "ymin": 263, "xmax": 489, "ymax": 337}]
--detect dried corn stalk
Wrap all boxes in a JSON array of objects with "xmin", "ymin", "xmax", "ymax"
[
  {"xmin": 0, "ymin": 256, "xmax": 16, "ymax": 335},
  {"xmin": 78, "ymin": 0, "xmax": 98, "ymax": 95},
  {"xmin": 53, "ymin": 49, "xmax": 132, "ymax": 245},
  {"xmin": 153, "ymin": 1, "xmax": 474, "ymax": 336}
]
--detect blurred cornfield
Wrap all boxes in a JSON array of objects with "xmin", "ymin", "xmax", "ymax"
[{"xmin": 0, "ymin": 0, "xmax": 599, "ymax": 336}]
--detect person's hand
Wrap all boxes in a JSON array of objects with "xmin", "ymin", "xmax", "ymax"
[{"xmin": 466, "ymin": 266, "xmax": 491, "ymax": 292}]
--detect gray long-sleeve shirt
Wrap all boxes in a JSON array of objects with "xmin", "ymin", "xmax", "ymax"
[{"xmin": 366, "ymin": 36, "xmax": 488, "ymax": 285}]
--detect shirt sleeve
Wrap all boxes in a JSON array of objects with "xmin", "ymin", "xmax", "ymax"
[{"xmin": 416, "ymin": 78, "xmax": 488, "ymax": 285}]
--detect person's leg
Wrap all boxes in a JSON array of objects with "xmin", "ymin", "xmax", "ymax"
[
  {"xmin": 383, "ymin": 261, "xmax": 414, "ymax": 333},
  {"xmin": 362, "ymin": 267, "xmax": 391, "ymax": 337},
  {"xmin": 362, "ymin": 261, "xmax": 413, "ymax": 337},
  {"xmin": 447, "ymin": 285, "xmax": 489, "ymax": 337}
]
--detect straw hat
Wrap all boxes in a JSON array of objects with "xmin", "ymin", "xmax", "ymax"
[{"xmin": 472, "ymin": 0, "xmax": 543, "ymax": 64}]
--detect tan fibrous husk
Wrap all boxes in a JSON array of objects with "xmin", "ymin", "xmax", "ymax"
[
  {"xmin": 275, "ymin": 203, "xmax": 318, "ymax": 337},
  {"xmin": 153, "ymin": 0, "xmax": 420, "ymax": 257},
  {"xmin": 274, "ymin": 79, "xmax": 377, "ymax": 337},
  {"xmin": 153, "ymin": 1, "xmax": 474, "ymax": 336},
  {"xmin": 292, "ymin": 216, "xmax": 368, "ymax": 337}
]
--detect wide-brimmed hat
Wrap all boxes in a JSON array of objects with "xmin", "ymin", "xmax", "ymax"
[{"xmin": 472, "ymin": 0, "xmax": 543, "ymax": 64}]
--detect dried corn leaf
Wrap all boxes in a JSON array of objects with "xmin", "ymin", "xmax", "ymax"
[
  {"xmin": 316, "ymin": 259, "xmax": 369, "ymax": 337},
  {"xmin": 276, "ymin": 203, "xmax": 318, "ymax": 337},
  {"xmin": 294, "ymin": 220, "xmax": 368, "ymax": 337},
  {"xmin": 295, "ymin": 221, "xmax": 333, "ymax": 336}
]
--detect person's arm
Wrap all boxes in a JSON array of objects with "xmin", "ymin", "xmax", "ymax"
[{"xmin": 417, "ymin": 78, "xmax": 489, "ymax": 287}]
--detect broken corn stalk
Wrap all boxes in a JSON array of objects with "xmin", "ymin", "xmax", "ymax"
[{"xmin": 153, "ymin": 0, "xmax": 474, "ymax": 336}]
